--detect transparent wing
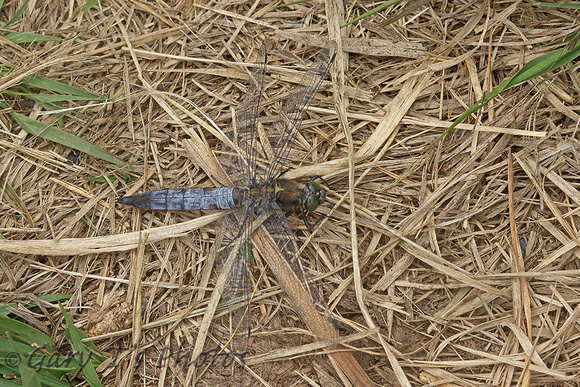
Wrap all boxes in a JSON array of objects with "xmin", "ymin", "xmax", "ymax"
[
  {"xmin": 257, "ymin": 201, "xmax": 336, "ymax": 328},
  {"xmin": 220, "ymin": 46, "xmax": 266, "ymax": 186},
  {"xmin": 214, "ymin": 204, "xmax": 254, "ymax": 354},
  {"xmin": 212, "ymin": 45, "xmax": 265, "ymax": 354},
  {"xmin": 263, "ymin": 42, "xmax": 336, "ymax": 180}
]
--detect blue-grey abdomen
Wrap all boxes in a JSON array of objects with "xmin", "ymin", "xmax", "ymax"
[{"xmin": 117, "ymin": 187, "xmax": 248, "ymax": 211}]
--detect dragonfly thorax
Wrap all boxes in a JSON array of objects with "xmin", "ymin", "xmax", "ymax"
[{"xmin": 269, "ymin": 178, "xmax": 325, "ymax": 216}]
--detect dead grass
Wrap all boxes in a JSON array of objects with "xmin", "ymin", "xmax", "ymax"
[{"xmin": 1, "ymin": 0, "xmax": 580, "ymax": 386}]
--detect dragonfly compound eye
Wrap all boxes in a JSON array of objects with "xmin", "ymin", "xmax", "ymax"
[
  {"xmin": 306, "ymin": 193, "xmax": 320, "ymax": 212},
  {"xmin": 307, "ymin": 181, "xmax": 321, "ymax": 193}
]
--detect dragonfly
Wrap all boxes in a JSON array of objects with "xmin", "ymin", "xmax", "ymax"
[{"xmin": 117, "ymin": 42, "xmax": 337, "ymax": 358}]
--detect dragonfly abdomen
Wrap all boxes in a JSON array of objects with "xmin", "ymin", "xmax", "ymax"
[{"xmin": 117, "ymin": 187, "xmax": 248, "ymax": 211}]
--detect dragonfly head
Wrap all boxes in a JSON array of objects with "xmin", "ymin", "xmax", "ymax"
[{"xmin": 305, "ymin": 180, "xmax": 326, "ymax": 212}]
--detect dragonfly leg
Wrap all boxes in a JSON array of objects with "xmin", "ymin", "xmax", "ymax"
[
  {"xmin": 277, "ymin": 166, "xmax": 292, "ymax": 178},
  {"xmin": 310, "ymin": 175, "xmax": 330, "ymax": 189},
  {"xmin": 301, "ymin": 207, "xmax": 326, "ymax": 230}
]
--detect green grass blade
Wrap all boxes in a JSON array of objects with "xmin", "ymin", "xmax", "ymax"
[
  {"xmin": 58, "ymin": 303, "xmax": 103, "ymax": 387},
  {"xmin": 276, "ymin": 0, "xmax": 311, "ymax": 7},
  {"xmin": 380, "ymin": 0, "xmax": 430, "ymax": 27},
  {"xmin": 0, "ymin": 296, "xmax": 95, "ymax": 385},
  {"xmin": 0, "ymin": 295, "xmax": 72, "ymax": 317},
  {"xmin": 1, "ymin": 72, "xmax": 130, "ymax": 169},
  {"xmin": 341, "ymin": 0, "xmax": 403, "ymax": 28},
  {"xmin": 504, "ymin": 39, "xmax": 580, "ymax": 89},
  {"xmin": 20, "ymin": 76, "xmax": 104, "ymax": 100},
  {"xmin": 0, "ymin": 0, "xmax": 29, "ymax": 28},
  {"xmin": 11, "ymin": 86, "xmax": 67, "ymax": 122},
  {"xmin": 81, "ymin": 171, "xmax": 130, "ymax": 183},
  {"xmin": 0, "ymin": 65, "xmax": 10, "ymax": 76},
  {"xmin": 0, "ymin": 315, "xmax": 56, "ymax": 350},
  {"xmin": 434, "ymin": 38, "xmax": 580, "ymax": 146},
  {"xmin": 3, "ymin": 32, "xmax": 62, "ymax": 43},
  {"xmin": 0, "ymin": 379, "xmax": 23, "ymax": 386},
  {"xmin": 0, "ymin": 338, "xmax": 76, "ymax": 385},
  {"xmin": 538, "ymin": 2, "xmax": 580, "ymax": 9},
  {"xmin": 6, "ymin": 333, "xmax": 42, "ymax": 387},
  {"xmin": 9, "ymin": 111, "xmax": 130, "ymax": 168},
  {"xmin": 82, "ymin": 0, "xmax": 100, "ymax": 12},
  {"xmin": 2, "ymin": 90, "xmax": 107, "ymax": 103},
  {"xmin": 0, "ymin": 177, "xmax": 35, "ymax": 227},
  {"xmin": 81, "ymin": 217, "xmax": 105, "ymax": 236}
]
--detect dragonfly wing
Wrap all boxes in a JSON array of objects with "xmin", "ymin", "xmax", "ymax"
[
  {"xmin": 220, "ymin": 46, "xmax": 266, "ymax": 186},
  {"xmin": 257, "ymin": 201, "xmax": 335, "ymax": 328},
  {"xmin": 263, "ymin": 41, "xmax": 336, "ymax": 180},
  {"xmin": 214, "ymin": 205, "xmax": 253, "ymax": 354}
]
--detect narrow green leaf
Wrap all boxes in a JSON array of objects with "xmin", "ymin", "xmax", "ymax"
[
  {"xmin": 0, "ymin": 378, "xmax": 23, "ymax": 386},
  {"xmin": 59, "ymin": 303, "xmax": 103, "ymax": 387},
  {"xmin": 37, "ymin": 294, "xmax": 73, "ymax": 304},
  {"xmin": 341, "ymin": 0, "xmax": 403, "ymax": 28},
  {"xmin": 81, "ymin": 217, "xmax": 105, "ymax": 236},
  {"xmin": 0, "ymin": 338, "xmax": 75, "ymax": 385},
  {"xmin": 9, "ymin": 111, "xmax": 130, "ymax": 168},
  {"xmin": 6, "ymin": 333, "xmax": 42, "ymax": 387},
  {"xmin": 8, "ymin": 85, "xmax": 69, "ymax": 121},
  {"xmin": 434, "ymin": 38, "xmax": 580, "ymax": 146},
  {"xmin": 538, "ymin": 2, "xmax": 580, "ymax": 9},
  {"xmin": 0, "ymin": 316, "xmax": 56, "ymax": 350},
  {"xmin": 0, "ymin": 0, "xmax": 29, "ymax": 28},
  {"xmin": 2, "ymin": 90, "xmax": 106, "ymax": 103},
  {"xmin": 276, "ymin": 0, "xmax": 311, "ymax": 7},
  {"xmin": 24, "ymin": 355, "xmax": 96, "ymax": 376},
  {"xmin": 0, "ymin": 65, "xmax": 10, "ymax": 76},
  {"xmin": 3, "ymin": 32, "xmax": 62, "ymax": 44},
  {"xmin": 20, "ymin": 76, "xmax": 104, "ymax": 100},
  {"xmin": 0, "ymin": 294, "xmax": 73, "ymax": 317},
  {"xmin": 379, "ymin": 0, "xmax": 430, "ymax": 28},
  {"xmin": 0, "ymin": 177, "xmax": 35, "ymax": 227},
  {"xmin": 80, "ymin": 175, "xmax": 117, "ymax": 183},
  {"xmin": 82, "ymin": 0, "xmax": 100, "ymax": 12},
  {"xmin": 504, "ymin": 41, "xmax": 580, "ymax": 89}
]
